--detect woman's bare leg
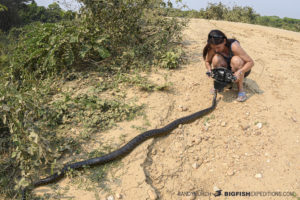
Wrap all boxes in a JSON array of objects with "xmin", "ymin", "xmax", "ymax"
[
  {"xmin": 212, "ymin": 54, "xmax": 228, "ymax": 68},
  {"xmin": 230, "ymin": 56, "xmax": 245, "ymax": 92}
]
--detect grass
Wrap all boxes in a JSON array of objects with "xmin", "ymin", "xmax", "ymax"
[
  {"xmin": 203, "ymin": 114, "xmax": 215, "ymax": 125},
  {"xmin": 131, "ymin": 125, "xmax": 148, "ymax": 132}
]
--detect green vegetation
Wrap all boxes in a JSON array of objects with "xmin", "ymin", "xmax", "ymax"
[
  {"xmin": 0, "ymin": 0, "xmax": 185, "ymax": 199},
  {"xmin": 166, "ymin": 2, "xmax": 300, "ymax": 32},
  {"xmin": 9, "ymin": 21, "xmax": 111, "ymax": 80},
  {"xmin": 0, "ymin": 0, "xmax": 74, "ymax": 31},
  {"xmin": 0, "ymin": 3, "xmax": 7, "ymax": 12}
]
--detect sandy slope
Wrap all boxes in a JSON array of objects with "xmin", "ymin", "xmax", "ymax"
[{"xmin": 34, "ymin": 19, "xmax": 300, "ymax": 200}]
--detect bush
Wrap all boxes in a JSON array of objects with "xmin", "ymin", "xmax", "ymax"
[
  {"xmin": 9, "ymin": 21, "xmax": 110, "ymax": 81},
  {"xmin": 225, "ymin": 5, "xmax": 257, "ymax": 23},
  {"xmin": 201, "ymin": 3, "xmax": 228, "ymax": 20},
  {"xmin": 8, "ymin": 0, "xmax": 186, "ymax": 82},
  {"xmin": 77, "ymin": 0, "xmax": 186, "ymax": 70}
]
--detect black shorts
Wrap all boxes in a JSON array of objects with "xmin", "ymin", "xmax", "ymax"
[{"xmin": 244, "ymin": 69, "xmax": 251, "ymax": 78}]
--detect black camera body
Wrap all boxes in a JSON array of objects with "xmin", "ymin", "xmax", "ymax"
[{"xmin": 211, "ymin": 67, "xmax": 236, "ymax": 92}]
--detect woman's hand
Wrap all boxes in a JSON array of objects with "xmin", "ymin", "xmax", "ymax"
[
  {"xmin": 234, "ymin": 69, "xmax": 243, "ymax": 82},
  {"xmin": 206, "ymin": 71, "xmax": 212, "ymax": 78}
]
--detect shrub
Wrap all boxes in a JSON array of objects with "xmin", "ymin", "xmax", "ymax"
[{"xmin": 9, "ymin": 21, "xmax": 110, "ymax": 81}]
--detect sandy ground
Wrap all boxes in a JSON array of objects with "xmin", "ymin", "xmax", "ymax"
[{"xmin": 33, "ymin": 19, "xmax": 300, "ymax": 200}]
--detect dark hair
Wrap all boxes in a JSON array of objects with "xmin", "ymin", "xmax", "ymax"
[{"xmin": 202, "ymin": 30, "xmax": 228, "ymax": 59}]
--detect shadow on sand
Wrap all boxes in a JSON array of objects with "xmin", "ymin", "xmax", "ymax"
[{"xmin": 220, "ymin": 78, "xmax": 264, "ymax": 103}]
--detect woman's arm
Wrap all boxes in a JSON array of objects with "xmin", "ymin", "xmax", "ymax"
[
  {"xmin": 231, "ymin": 42, "xmax": 254, "ymax": 74},
  {"xmin": 204, "ymin": 49, "xmax": 214, "ymax": 73}
]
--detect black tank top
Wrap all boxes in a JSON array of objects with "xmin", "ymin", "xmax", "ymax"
[{"xmin": 216, "ymin": 39, "xmax": 238, "ymax": 70}]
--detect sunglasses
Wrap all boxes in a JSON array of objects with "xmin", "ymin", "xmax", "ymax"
[
  {"xmin": 208, "ymin": 34, "xmax": 224, "ymax": 39},
  {"xmin": 208, "ymin": 35, "xmax": 225, "ymax": 44}
]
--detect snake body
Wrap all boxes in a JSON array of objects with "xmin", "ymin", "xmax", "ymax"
[{"xmin": 22, "ymin": 91, "xmax": 217, "ymax": 199}]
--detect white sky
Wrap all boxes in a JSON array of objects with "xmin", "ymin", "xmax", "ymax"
[
  {"xmin": 35, "ymin": 0, "xmax": 300, "ymax": 19},
  {"xmin": 35, "ymin": 0, "xmax": 81, "ymax": 11}
]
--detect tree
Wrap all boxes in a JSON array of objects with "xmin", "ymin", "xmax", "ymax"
[
  {"xmin": 45, "ymin": 2, "xmax": 64, "ymax": 22},
  {"xmin": 0, "ymin": 0, "xmax": 31, "ymax": 31},
  {"xmin": 1, "ymin": 0, "xmax": 74, "ymax": 31}
]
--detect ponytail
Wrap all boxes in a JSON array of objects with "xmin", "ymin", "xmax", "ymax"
[{"xmin": 202, "ymin": 44, "xmax": 210, "ymax": 60}]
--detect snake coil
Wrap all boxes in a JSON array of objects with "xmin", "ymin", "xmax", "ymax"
[{"xmin": 21, "ymin": 91, "xmax": 217, "ymax": 200}]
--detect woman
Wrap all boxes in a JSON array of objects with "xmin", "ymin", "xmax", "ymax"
[{"xmin": 203, "ymin": 29, "xmax": 254, "ymax": 102}]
